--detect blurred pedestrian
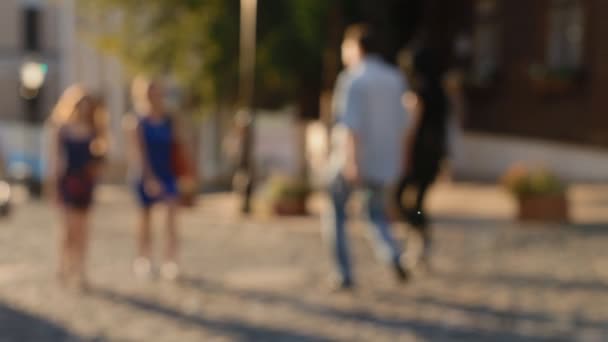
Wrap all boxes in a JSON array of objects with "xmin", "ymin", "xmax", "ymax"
[
  {"xmin": 394, "ymin": 47, "xmax": 449, "ymax": 268},
  {"xmin": 323, "ymin": 24, "xmax": 411, "ymax": 291},
  {"xmin": 127, "ymin": 76, "xmax": 183, "ymax": 281},
  {"xmin": 0, "ymin": 131, "xmax": 5, "ymax": 177},
  {"xmin": 0, "ymin": 130, "xmax": 10, "ymax": 218},
  {"xmin": 47, "ymin": 85, "xmax": 108, "ymax": 290}
]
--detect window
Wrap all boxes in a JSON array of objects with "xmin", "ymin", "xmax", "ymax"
[
  {"xmin": 547, "ymin": 0, "xmax": 584, "ymax": 70},
  {"xmin": 472, "ymin": 0, "xmax": 500, "ymax": 85},
  {"xmin": 23, "ymin": 6, "xmax": 41, "ymax": 52}
]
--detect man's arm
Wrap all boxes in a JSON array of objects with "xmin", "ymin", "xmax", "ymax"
[
  {"xmin": 344, "ymin": 128, "xmax": 360, "ymax": 184},
  {"xmin": 401, "ymin": 91, "xmax": 423, "ymax": 174},
  {"xmin": 340, "ymin": 79, "xmax": 364, "ymax": 183}
]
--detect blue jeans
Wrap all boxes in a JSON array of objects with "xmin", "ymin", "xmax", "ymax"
[{"xmin": 323, "ymin": 176, "xmax": 402, "ymax": 284}]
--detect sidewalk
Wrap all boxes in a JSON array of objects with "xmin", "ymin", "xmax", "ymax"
[{"xmin": 0, "ymin": 183, "xmax": 607, "ymax": 341}]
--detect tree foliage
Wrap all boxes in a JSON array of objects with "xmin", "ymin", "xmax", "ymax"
[
  {"xmin": 79, "ymin": 0, "xmax": 331, "ymax": 114},
  {"xmin": 79, "ymin": 0, "xmax": 240, "ymax": 113},
  {"xmin": 79, "ymin": 0, "xmax": 421, "ymax": 116}
]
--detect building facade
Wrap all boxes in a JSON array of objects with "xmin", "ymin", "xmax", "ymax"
[
  {"xmin": 417, "ymin": 0, "xmax": 608, "ymax": 181},
  {"xmin": 0, "ymin": 0, "xmax": 62, "ymax": 122},
  {"xmin": 60, "ymin": 0, "xmax": 128, "ymax": 162},
  {"xmin": 424, "ymin": 0, "xmax": 607, "ymax": 149},
  {"xmin": 0, "ymin": 0, "xmax": 129, "ymax": 180}
]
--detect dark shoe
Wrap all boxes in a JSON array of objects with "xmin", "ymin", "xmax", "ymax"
[
  {"xmin": 328, "ymin": 278, "xmax": 355, "ymax": 293},
  {"xmin": 407, "ymin": 210, "xmax": 427, "ymax": 228},
  {"xmin": 393, "ymin": 258, "xmax": 410, "ymax": 283}
]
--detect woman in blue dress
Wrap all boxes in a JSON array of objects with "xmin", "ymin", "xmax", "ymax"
[
  {"xmin": 48, "ymin": 85, "xmax": 108, "ymax": 290},
  {"xmin": 128, "ymin": 77, "xmax": 181, "ymax": 280}
]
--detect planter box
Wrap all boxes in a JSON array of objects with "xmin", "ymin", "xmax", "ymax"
[
  {"xmin": 273, "ymin": 198, "xmax": 308, "ymax": 216},
  {"xmin": 518, "ymin": 194, "xmax": 569, "ymax": 223}
]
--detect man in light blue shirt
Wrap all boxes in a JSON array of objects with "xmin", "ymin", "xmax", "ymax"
[{"xmin": 324, "ymin": 25, "xmax": 410, "ymax": 290}]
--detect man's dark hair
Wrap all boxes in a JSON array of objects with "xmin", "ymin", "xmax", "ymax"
[{"xmin": 344, "ymin": 24, "xmax": 377, "ymax": 54}]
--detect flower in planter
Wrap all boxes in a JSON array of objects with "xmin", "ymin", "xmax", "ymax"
[
  {"xmin": 528, "ymin": 64, "xmax": 582, "ymax": 82},
  {"xmin": 501, "ymin": 164, "xmax": 565, "ymax": 198},
  {"xmin": 261, "ymin": 176, "xmax": 312, "ymax": 216},
  {"xmin": 502, "ymin": 163, "xmax": 529, "ymax": 195},
  {"xmin": 502, "ymin": 164, "xmax": 569, "ymax": 222},
  {"xmin": 528, "ymin": 64, "xmax": 585, "ymax": 95}
]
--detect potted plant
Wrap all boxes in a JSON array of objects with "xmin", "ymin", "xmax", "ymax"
[
  {"xmin": 263, "ymin": 176, "xmax": 311, "ymax": 216},
  {"xmin": 502, "ymin": 164, "xmax": 569, "ymax": 223},
  {"xmin": 528, "ymin": 64, "xmax": 585, "ymax": 96}
]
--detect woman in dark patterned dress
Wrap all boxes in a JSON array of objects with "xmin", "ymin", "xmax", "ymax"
[{"xmin": 48, "ymin": 85, "xmax": 108, "ymax": 290}]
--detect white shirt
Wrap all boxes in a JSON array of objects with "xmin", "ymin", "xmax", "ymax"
[{"xmin": 330, "ymin": 56, "xmax": 410, "ymax": 186}]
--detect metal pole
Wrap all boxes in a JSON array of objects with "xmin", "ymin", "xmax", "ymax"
[
  {"xmin": 60, "ymin": 0, "xmax": 77, "ymax": 89},
  {"xmin": 22, "ymin": 2, "xmax": 45, "ymax": 198},
  {"xmin": 240, "ymin": 0, "xmax": 257, "ymax": 109},
  {"xmin": 238, "ymin": 0, "xmax": 257, "ymax": 214}
]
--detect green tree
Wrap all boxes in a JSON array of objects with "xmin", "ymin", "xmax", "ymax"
[
  {"xmin": 79, "ymin": 0, "xmax": 241, "ymax": 114},
  {"xmin": 79, "ymin": 0, "xmax": 421, "ymax": 116},
  {"xmin": 79, "ymin": 0, "xmax": 332, "ymax": 116},
  {"xmin": 254, "ymin": 0, "xmax": 330, "ymax": 115}
]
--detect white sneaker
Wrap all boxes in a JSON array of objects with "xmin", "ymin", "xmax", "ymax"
[
  {"xmin": 133, "ymin": 257, "xmax": 153, "ymax": 279},
  {"xmin": 161, "ymin": 262, "xmax": 180, "ymax": 281}
]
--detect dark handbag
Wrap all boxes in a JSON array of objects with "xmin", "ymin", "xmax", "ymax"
[
  {"xmin": 170, "ymin": 141, "xmax": 191, "ymax": 178},
  {"xmin": 170, "ymin": 140, "xmax": 198, "ymax": 208}
]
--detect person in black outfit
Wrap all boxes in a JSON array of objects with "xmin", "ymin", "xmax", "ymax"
[{"xmin": 395, "ymin": 47, "xmax": 449, "ymax": 267}]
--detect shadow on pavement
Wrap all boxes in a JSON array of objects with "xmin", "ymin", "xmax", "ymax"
[
  {"xmin": 435, "ymin": 214, "xmax": 608, "ymax": 232},
  {"xmin": 180, "ymin": 277, "xmax": 570, "ymax": 342},
  {"xmin": 569, "ymin": 222, "xmax": 608, "ymax": 236},
  {"xmin": 435, "ymin": 269, "xmax": 608, "ymax": 293},
  {"xmin": 376, "ymin": 291, "xmax": 603, "ymax": 333},
  {"xmin": 90, "ymin": 287, "xmax": 332, "ymax": 342},
  {"xmin": 434, "ymin": 215, "xmax": 514, "ymax": 229},
  {"xmin": 374, "ymin": 292, "xmax": 552, "ymax": 324},
  {"xmin": 0, "ymin": 302, "xmax": 81, "ymax": 342}
]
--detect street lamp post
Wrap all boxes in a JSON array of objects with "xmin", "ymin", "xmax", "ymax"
[
  {"xmin": 18, "ymin": 3, "xmax": 46, "ymax": 198},
  {"xmin": 237, "ymin": 0, "xmax": 257, "ymax": 214},
  {"xmin": 19, "ymin": 60, "xmax": 47, "ymax": 197}
]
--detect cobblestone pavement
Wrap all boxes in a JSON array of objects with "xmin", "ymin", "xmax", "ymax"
[{"xmin": 1, "ymin": 184, "xmax": 608, "ymax": 341}]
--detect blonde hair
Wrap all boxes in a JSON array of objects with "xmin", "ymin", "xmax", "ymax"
[
  {"xmin": 50, "ymin": 84, "xmax": 109, "ymax": 158},
  {"xmin": 50, "ymin": 84, "xmax": 87, "ymax": 126}
]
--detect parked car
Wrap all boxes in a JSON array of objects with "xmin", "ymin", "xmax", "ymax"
[{"xmin": 7, "ymin": 153, "xmax": 44, "ymax": 199}]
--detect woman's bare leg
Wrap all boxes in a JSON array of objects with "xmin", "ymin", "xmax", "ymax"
[
  {"xmin": 134, "ymin": 207, "xmax": 153, "ymax": 277},
  {"xmin": 162, "ymin": 200, "xmax": 179, "ymax": 280},
  {"xmin": 138, "ymin": 207, "xmax": 153, "ymax": 258},
  {"xmin": 71, "ymin": 209, "xmax": 90, "ymax": 289},
  {"xmin": 166, "ymin": 201, "xmax": 179, "ymax": 261},
  {"xmin": 58, "ymin": 208, "xmax": 75, "ymax": 284}
]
